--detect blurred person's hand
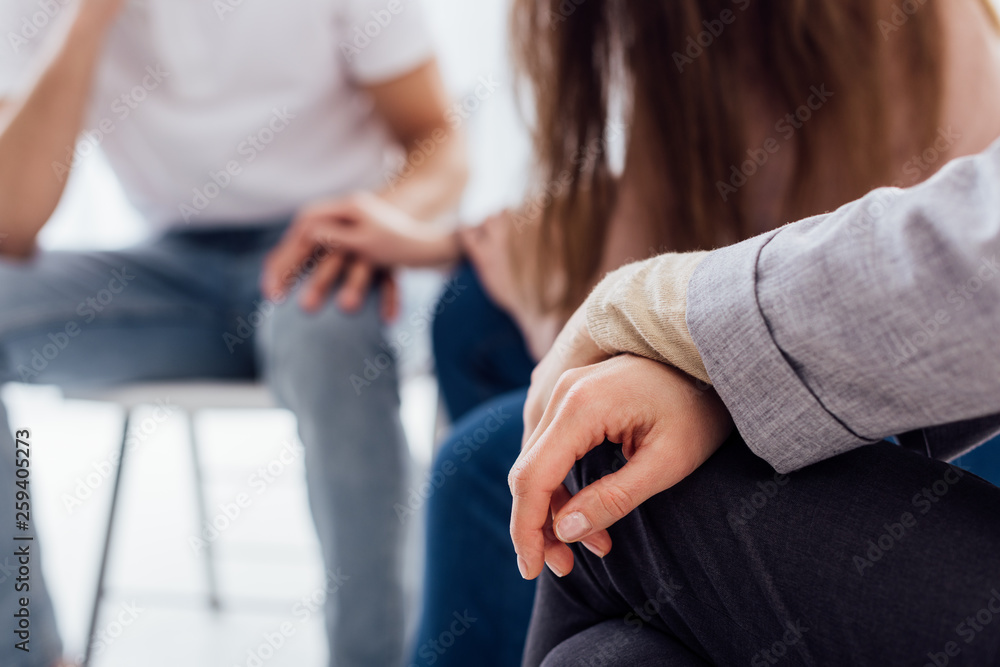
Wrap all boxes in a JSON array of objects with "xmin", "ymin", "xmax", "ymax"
[
  {"xmin": 262, "ymin": 193, "xmax": 433, "ymax": 320},
  {"xmin": 460, "ymin": 211, "xmax": 521, "ymax": 315},
  {"xmin": 461, "ymin": 210, "xmax": 561, "ymax": 359},
  {"xmin": 283, "ymin": 192, "xmax": 462, "ymax": 269},
  {"xmin": 510, "ymin": 354, "xmax": 734, "ymax": 580}
]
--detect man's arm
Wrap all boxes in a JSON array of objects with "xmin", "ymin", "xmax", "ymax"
[
  {"xmin": 0, "ymin": 0, "xmax": 125, "ymax": 258},
  {"xmin": 687, "ymin": 139, "xmax": 1000, "ymax": 472},
  {"xmin": 510, "ymin": 138, "xmax": 1000, "ymax": 580},
  {"xmin": 365, "ymin": 60, "xmax": 467, "ymax": 219},
  {"xmin": 261, "ymin": 59, "xmax": 467, "ymax": 314}
]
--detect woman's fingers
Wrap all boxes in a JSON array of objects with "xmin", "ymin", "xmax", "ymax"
[
  {"xmin": 509, "ymin": 390, "xmax": 606, "ymax": 579},
  {"xmin": 550, "ymin": 444, "xmax": 673, "ymax": 544},
  {"xmin": 511, "ymin": 356, "xmax": 734, "ymax": 579},
  {"xmin": 542, "ymin": 484, "xmax": 575, "ymax": 577}
]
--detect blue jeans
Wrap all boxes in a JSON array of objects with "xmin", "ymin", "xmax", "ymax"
[
  {"xmin": 0, "ymin": 225, "xmax": 407, "ymax": 667},
  {"xmin": 954, "ymin": 435, "xmax": 1000, "ymax": 486},
  {"xmin": 409, "ymin": 264, "xmax": 536, "ymax": 667}
]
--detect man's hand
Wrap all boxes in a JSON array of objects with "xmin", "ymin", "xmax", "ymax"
[
  {"xmin": 510, "ymin": 354, "xmax": 734, "ymax": 580},
  {"xmin": 261, "ymin": 193, "xmax": 412, "ymax": 319}
]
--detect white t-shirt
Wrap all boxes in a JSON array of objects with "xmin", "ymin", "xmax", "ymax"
[{"xmin": 0, "ymin": 0, "xmax": 434, "ymax": 229}]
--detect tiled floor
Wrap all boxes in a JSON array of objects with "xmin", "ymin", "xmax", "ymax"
[{"xmin": 5, "ymin": 375, "xmax": 439, "ymax": 666}]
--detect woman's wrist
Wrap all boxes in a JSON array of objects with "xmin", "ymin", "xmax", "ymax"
[{"xmin": 410, "ymin": 228, "xmax": 463, "ymax": 268}]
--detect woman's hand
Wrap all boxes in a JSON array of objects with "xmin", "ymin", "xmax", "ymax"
[
  {"xmin": 510, "ymin": 354, "xmax": 734, "ymax": 580},
  {"xmin": 261, "ymin": 192, "xmax": 459, "ymax": 317},
  {"xmin": 522, "ymin": 304, "xmax": 609, "ymax": 446},
  {"xmin": 287, "ymin": 192, "xmax": 461, "ymax": 270},
  {"xmin": 461, "ymin": 210, "xmax": 560, "ymax": 359},
  {"xmin": 460, "ymin": 211, "xmax": 523, "ymax": 315}
]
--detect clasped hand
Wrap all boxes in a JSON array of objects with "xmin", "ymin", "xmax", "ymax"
[{"xmin": 511, "ymin": 309, "xmax": 734, "ymax": 580}]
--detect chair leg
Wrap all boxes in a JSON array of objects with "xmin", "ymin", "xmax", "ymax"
[
  {"xmin": 188, "ymin": 412, "xmax": 222, "ymax": 612},
  {"xmin": 82, "ymin": 410, "xmax": 131, "ymax": 667}
]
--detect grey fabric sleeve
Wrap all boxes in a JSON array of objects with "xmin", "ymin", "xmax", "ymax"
[{"xmin": 687, "ymin": 138, "xmax": 1000, "ymax": 473}]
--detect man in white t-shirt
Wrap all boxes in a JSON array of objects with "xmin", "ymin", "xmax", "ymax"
[{"xmin": 0, "ymin": 0, "xmax": 467, "ymax": 665}]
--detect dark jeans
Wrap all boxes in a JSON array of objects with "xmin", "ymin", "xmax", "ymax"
[
  {"xmin": 525, "ymin": 436, "xmax": 1000, "ymax": 666},
  {"xmin": 409, "ymin": 263, "xmax": 537, "ymax": 666}
]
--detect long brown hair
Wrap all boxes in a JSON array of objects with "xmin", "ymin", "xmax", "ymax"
[{"xmin": 512, "ymin": 0, "xmax": 947, "ymax": 314}]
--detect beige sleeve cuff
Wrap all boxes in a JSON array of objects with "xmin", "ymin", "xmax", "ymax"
[{"xmin": 585, "ymin": 252, "xmax": 711, "ymax": 384}]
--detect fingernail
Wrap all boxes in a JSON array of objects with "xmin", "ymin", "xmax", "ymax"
[
  {"xmin": 517, "ymin": 556, "xmax": 529, "ymax": 579},
  {"xmin": 582, "ymin": 540, "xmax": 607, "ymax": 558},
  {"xmin": 546, "ymin": 560, "xmax": 567, "ymax": 578},
  {"xmin": 555, "ymin": 512, "xmax": 592, "ymax": 543}
]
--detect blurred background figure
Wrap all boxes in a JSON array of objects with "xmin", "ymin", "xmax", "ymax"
[{"xmin": 0, "ymin": 0, "xmax": 509, "ymax": 665}]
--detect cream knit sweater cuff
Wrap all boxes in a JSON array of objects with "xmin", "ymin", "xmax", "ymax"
[{"xmin": 585, "ymin": 252, "xmax": 711, "ymax": 384}]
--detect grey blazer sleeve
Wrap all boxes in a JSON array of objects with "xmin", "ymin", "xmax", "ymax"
[{"xmin": 687, "ymin": 139, "xmax": 1000, "ymax": 473}]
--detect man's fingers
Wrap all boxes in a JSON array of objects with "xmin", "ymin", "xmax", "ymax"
[
  {"xmin": 379, "ymin": 273, "xmax": 400, "ymax": 323},
  {"xmin": 336, "ymin": 260, "xmax": 374, "ymax": 313},
  {"xmin": 299, "ymin": 252, "xmax": 346, "ymax": 312},
  {"xmin": 261, "ymin": 230, "xmax": 311, "ymax": 300},
  {"xmin": 551, "ymin": 445, "xmax": 673, "ymax": 544}
]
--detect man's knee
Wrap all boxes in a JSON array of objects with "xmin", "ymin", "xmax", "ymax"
[{"xmin": 263, "ymin": 293, "xmax": 395, "ymax": 398}]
